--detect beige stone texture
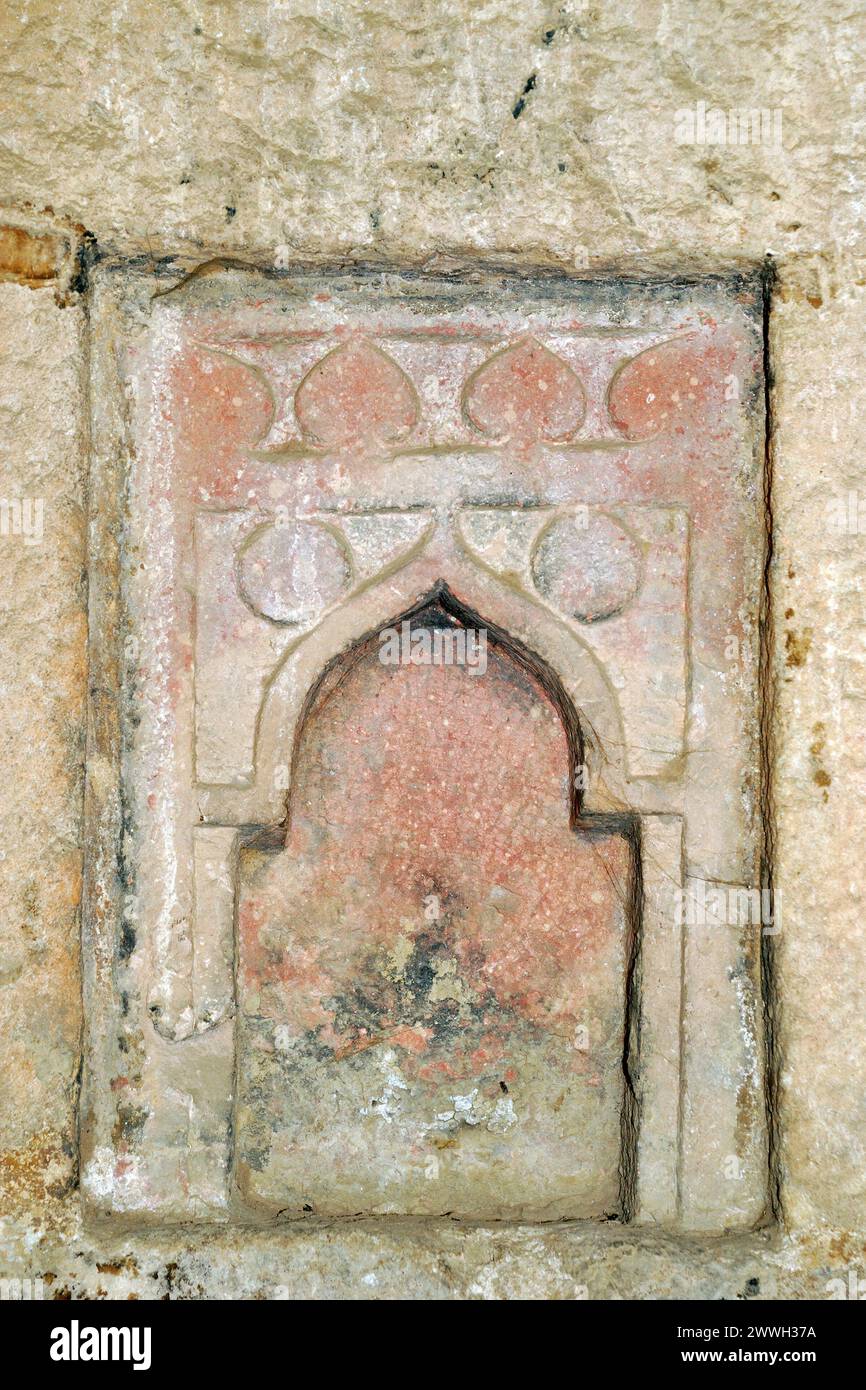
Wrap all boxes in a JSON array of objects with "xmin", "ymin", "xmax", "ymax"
[
  {"xmin": 0, "ymin": 1, "xmax": 859, "ymax": 273},
  {"xmin": 0, "ymin": 0, "xmax": 863, "ymax": 1298},
  {"xmin": 771, "ymin": 274, "xmax": 866, "ymax": 1232},
  {"xmin": 0, "ymin": 285, "xmax": 86, "ymax": 1228}
]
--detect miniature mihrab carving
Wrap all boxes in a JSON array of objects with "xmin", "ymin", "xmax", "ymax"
[{"xmin": 83, "ymin": 269, "xmax": 768, "ymax": 1229}]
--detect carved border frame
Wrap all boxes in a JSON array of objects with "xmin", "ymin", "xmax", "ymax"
[{"xmin": 81, "ymin": 264, "xmax": 768, "ymax": 1231}]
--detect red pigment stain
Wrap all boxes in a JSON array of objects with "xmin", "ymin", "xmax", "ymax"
[
  {"xmin": 168, "ymin": 344, "xmax": 271, "ymax": 501},
  {"xmin": 294, "ymin": 338, "xmax": 418, "ymax": 450},
  {"xmin": 608, "ymin": 333, "xmax": 738, "ymax": 441},
  {"xmin": 465, "ymin": 337, "xmax": 586, "ymax": 445},
  {"xmin": 239, "ymin": 608, "xmax": 631, "ymax": 1078}
]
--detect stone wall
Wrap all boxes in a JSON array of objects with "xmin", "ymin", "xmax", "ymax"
[{"xmin": 0, "ymin": 0, "xmax": 864, "ymax": 1299}]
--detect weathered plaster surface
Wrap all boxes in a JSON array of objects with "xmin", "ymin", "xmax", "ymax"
[
  {"xmin": 78, "ymin": 268, "xmax": 766, "ymax": 1241},
  {"xmin": 0, "ymin": 285, "xmax": 86, "ymax": 1227},
  {"xmin": 0, "ymin": 1, "xmax": 861, "ymax": 272}
]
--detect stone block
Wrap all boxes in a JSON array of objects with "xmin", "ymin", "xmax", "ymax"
[{"xmin": 81, "ymin": 266, "xmax": 767, "ymax": 1230}]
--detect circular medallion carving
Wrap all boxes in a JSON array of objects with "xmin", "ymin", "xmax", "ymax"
[
  {"xmin": 531, "ymin": 513, "xmax": 641, "ymax": 623},
  {"xmin": 238, "ymin": 520, "xmax": 351, "ymax": 624}
]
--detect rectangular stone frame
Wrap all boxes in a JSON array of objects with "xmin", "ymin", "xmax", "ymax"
[{"xmin": 81, "ymin": 264, "xmax": 769, "ymax": 1231}]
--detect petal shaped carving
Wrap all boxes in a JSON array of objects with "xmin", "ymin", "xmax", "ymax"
[
  {"xmin": 464, "ymin": 337, "xmax": 586, "ymax": 443},
  {"xmin": 294, "ymin": 339, "xmax": 419, "ymax": 449},
  {"xmin": 607, "ymin": 335, "xmax": 735, "ymax": 441}
]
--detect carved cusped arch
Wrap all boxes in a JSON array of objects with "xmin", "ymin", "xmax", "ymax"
[{"xmin": 250, "ymin": 552, "xmax": 629, "ymax": 827}]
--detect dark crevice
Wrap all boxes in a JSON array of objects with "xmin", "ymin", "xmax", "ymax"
[
  {"xmin": 512, "ymin": 73, "xmax": 537, "ymax": 119},
  {"xmin": 758, "ymin": 254, "xmax": 782, "ymax": 1226},
  {"xmin": 69, "ymin": 229, "xmax": 98, "ymax": 296},
  {"xmin": 617, "ymin": 818, "xmax": 643, "ymax": 1224}
]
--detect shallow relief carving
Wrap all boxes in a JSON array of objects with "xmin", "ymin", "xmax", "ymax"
[{"xmin": 82, "ymin": 269, "xmax": 768, "ymax": 1229}]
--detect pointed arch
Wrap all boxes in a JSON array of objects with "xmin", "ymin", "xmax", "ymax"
[{"xmin": 246, "ymin": 548, "xmax": 629, "ymax": 827}]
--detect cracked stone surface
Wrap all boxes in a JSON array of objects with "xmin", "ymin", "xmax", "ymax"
[{"xmin": 0, "ymin": 2, "xmax": 860, "ymax": 273}]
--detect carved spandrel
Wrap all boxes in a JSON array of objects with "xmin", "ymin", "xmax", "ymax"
[
  {"xmin": 458, "ymin": 504, "xmax": 689, "ymax": 778},
  {"xmin": 194, "ymin": 509, "xmax": 435, "ymax": 788}
]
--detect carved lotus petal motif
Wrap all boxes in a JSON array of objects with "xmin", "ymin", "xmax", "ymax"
[
  {"xmin": 464, "ymin": 337, "xmax": 586, "ymax": 443},
  {"xmin": 294, "ymin": 339, "xmax": 419, "ymax": 449},
  {"xmin": 238, "ymin": 519, "xmax": 351, "ymax": 624},
  {"xmin": 607, "ymin": 336, "xmax": 730, "ymax": 441}
]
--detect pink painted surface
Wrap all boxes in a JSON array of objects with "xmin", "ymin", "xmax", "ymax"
[
  {"xmin": 295, "ymin": 338, "xmax": 419, "ymax": 449},
  {"xmin": 236, "ymin": 608, "xmax": 632, "ymax": 1217},
  {"xmin": 464, "ymin": 337, "xmax": 586, "ymax": 442}
]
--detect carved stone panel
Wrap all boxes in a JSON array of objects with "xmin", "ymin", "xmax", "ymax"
[
  {"xmin": 235, "ymin": 601, "xmax": 635, "ymax": 1219},
  {"xmin": 83, "ymin": 267, "xmax": 768, "ymax": 1229}
]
